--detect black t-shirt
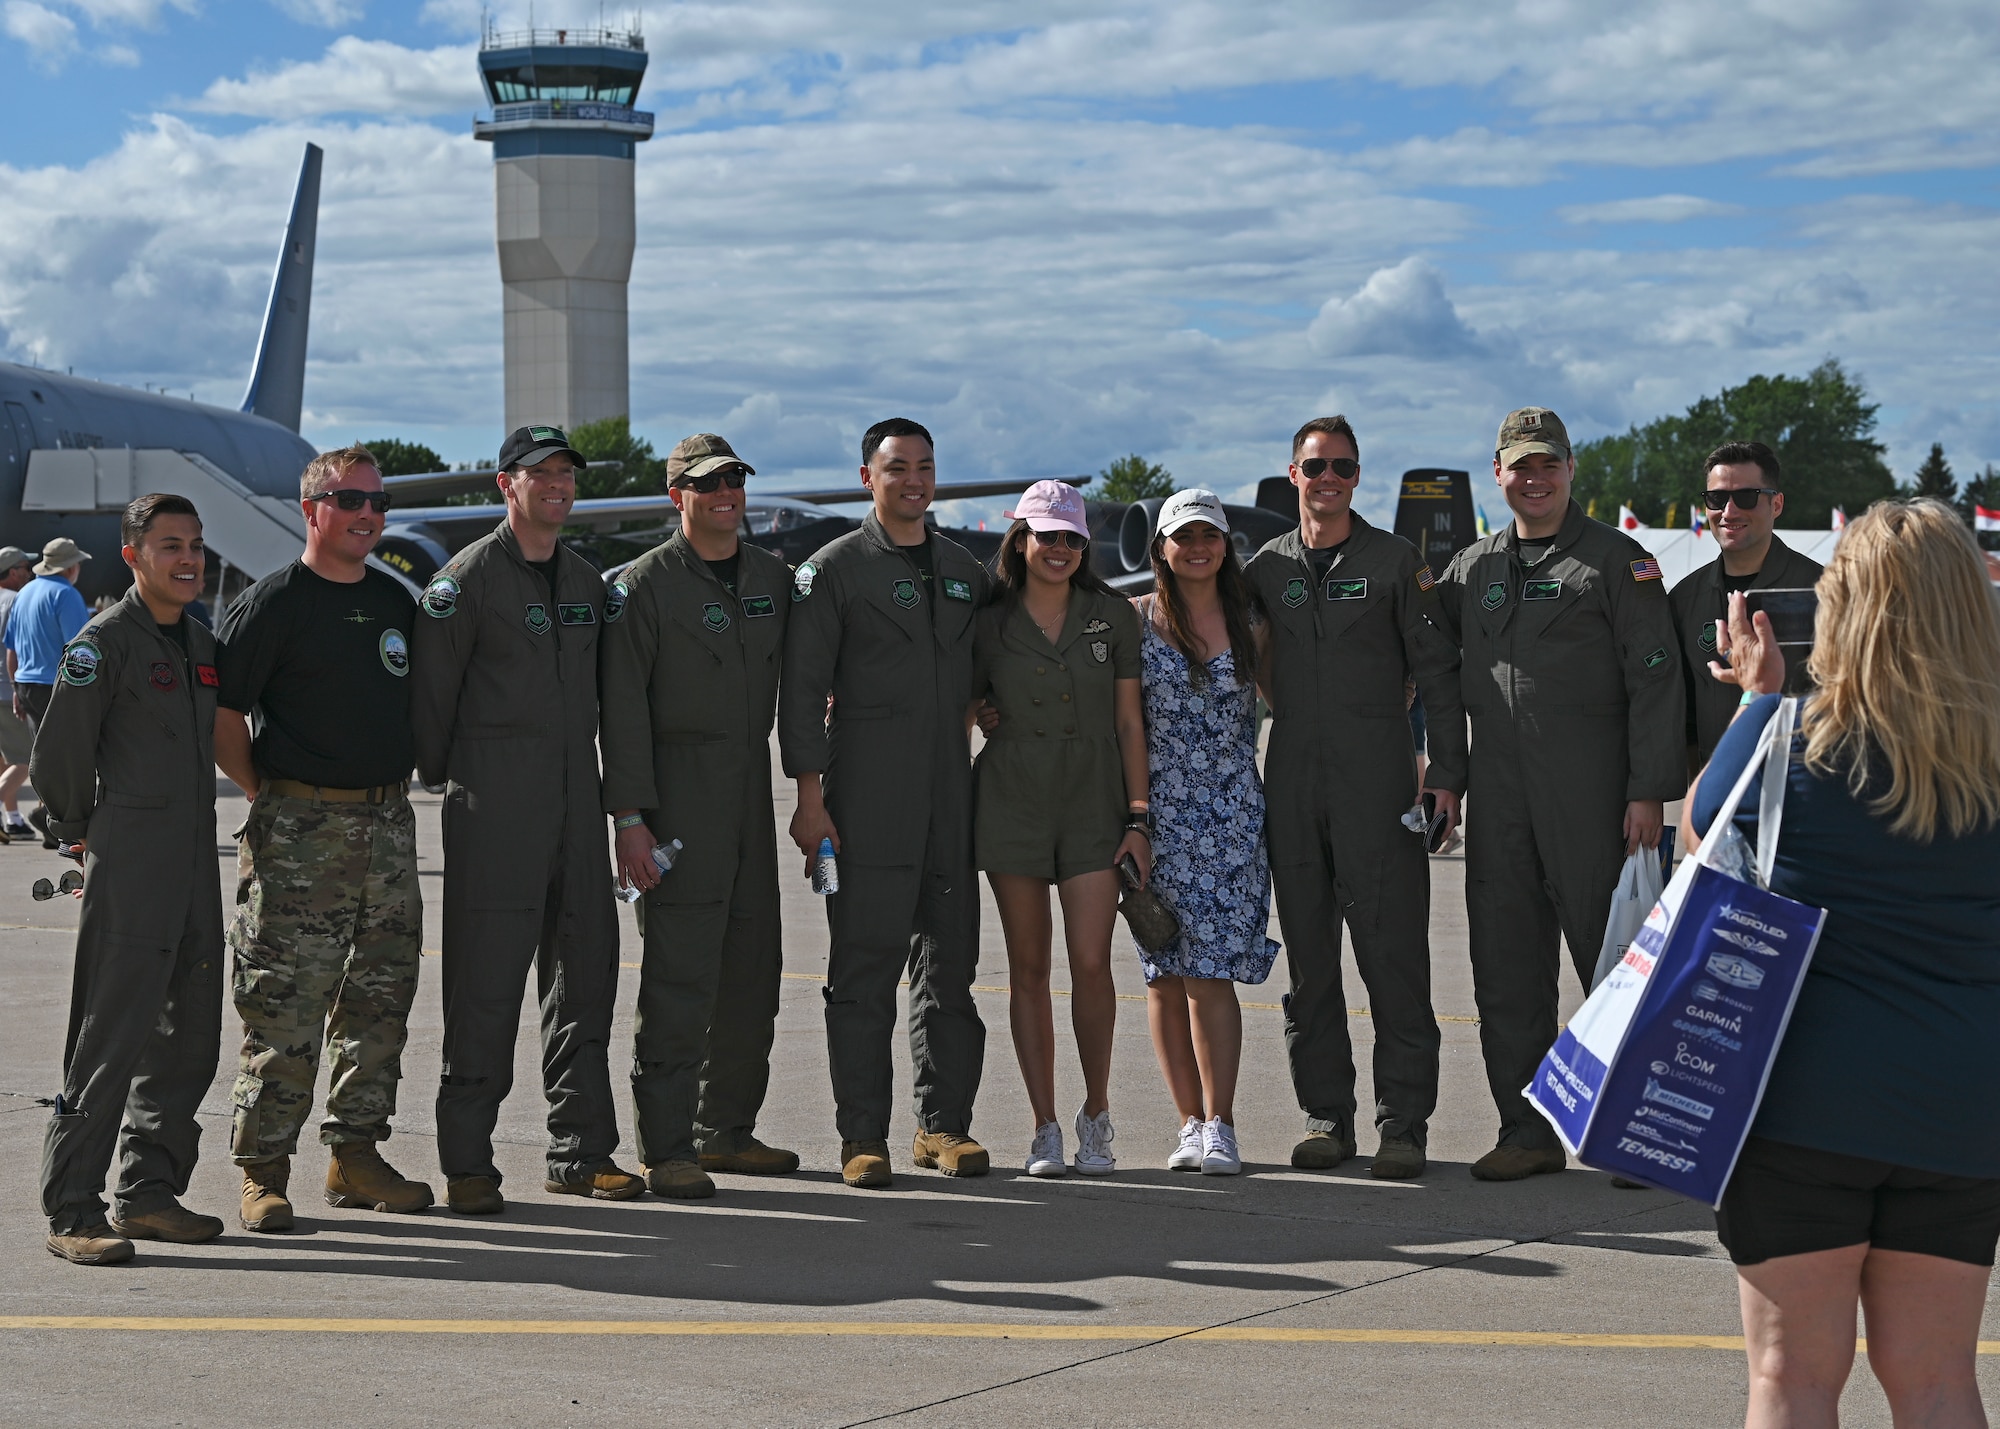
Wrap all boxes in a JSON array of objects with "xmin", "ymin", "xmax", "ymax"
[
  {"xmin": 218, "ymin": 561, "xmax": 416, "ymax": 787},
  {"xmin": 908, "ymin": 537, "xmax": 937, "ymax": 620},
  {"xmin": 1518, "ymin": 537, "xmax": 1561, "ymax": 567},
  {"xmin": 529, "ymin": 554, "xmax": 560, "ymax": 603},
  {"xmin": 704, "ymin": 553, "xmax": 741, "ymax": 596},
  {"xmin": 1305, "ymin": 534, "xmax": 1352, "ymax": 587},
  {"xmin": 1720, "ymin": 567, "xmax": 1759, "ymax": 595}
]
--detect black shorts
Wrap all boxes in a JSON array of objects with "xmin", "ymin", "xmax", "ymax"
[{"xmin": 1716, "ymin": 1136, "xmax": 2000, "ymax": 1267}]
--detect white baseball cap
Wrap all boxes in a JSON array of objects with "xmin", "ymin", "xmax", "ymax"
[{"xmin": 1155, "ymin": 488, "xmax": 1229, "ymax": 538}]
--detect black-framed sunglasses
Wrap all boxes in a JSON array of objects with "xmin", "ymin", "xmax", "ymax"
[
  {"xmin": 311, "ymin": 489, "xmax": 392, "ymax": 513},
  {"xmin": 1298, "ymin": 457, "xmax": 1360, "ymax": 480},
  {"xmin": 676, "ymin": 468, "xmax": 749, "ymax": 494},
  {"xmin": 1703, "ymin": 487, "xmax": 1779, "ymax": 511},
  {"xmin": 1030, "ymin": 529, "xmax": 1088, "ymax": 550}
]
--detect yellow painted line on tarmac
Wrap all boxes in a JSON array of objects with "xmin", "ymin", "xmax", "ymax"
[{"xmin": 0, "ymin": 1315, "xmax": 1757, "ymax": 1347}]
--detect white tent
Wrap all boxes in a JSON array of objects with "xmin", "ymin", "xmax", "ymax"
[{"xmin": 1621, "ymin": 527, "xmax": 1840, "ymax": 588}]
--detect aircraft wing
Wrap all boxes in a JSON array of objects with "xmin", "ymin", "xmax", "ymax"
[
  {"xmin": 379, "ymin": 460, "xmax": 626, "ymax": 503},
  {"xmin": 782, "ymin": 476, "xmax": 1090, "ymax": 505}
]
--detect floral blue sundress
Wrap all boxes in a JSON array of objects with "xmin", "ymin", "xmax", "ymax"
[{"xmin": 1133, "ymin": 602, "xmax": 1280, "ymax": 984}]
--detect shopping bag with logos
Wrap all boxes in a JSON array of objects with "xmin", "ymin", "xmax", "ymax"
[
  {"xmin": 1526, "ymin": 697, "xmax": 1828, "ymax": 1206},
  {"xmin": 1588, "ymin": 843, "xmax": 1669, "ymax": 991}
]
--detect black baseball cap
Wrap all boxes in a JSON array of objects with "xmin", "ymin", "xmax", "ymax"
[{"xmin": 498, "ymin": 424, "xmax": 586, "ymax": 473}]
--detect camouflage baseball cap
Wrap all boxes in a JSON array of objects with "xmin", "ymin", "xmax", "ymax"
[
  {"xmin": 1495, "ymin": 407, "xmax": 1571, "ymax": 466},
  {"xmin": 667, "ymin": 433, "xmax": 755, "ymax": 486}
]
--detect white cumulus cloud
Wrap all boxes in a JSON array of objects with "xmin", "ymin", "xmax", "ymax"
[
  {"xmin": 271, "ymin": 0, "xmax": 365, "ymax": 25},
  {"xmin": 188, "ymin": 37, "xmax": 481, "ymax": 118},
  {"xmin": 1308, "ymin": 259, "xmax": 1483, "ymax": 361},
  {"xmin": 5, "ymin": 1, "xmax": 78, "ymax": 64},
  {"xmin": 1559, "ymin": 195, "xmax": 1743, "ymax": 225}
]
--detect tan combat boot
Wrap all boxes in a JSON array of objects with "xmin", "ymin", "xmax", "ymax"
[
  {"xmin": 699, "ymin": 1137, "xmax": 801, "ymax": 1176},
  {"xmin": 1291, "ymin": 1130, "xmax": 1357, "ymax": 1170},
  {"xmin": 325, "ymin": 1142, "xmax": 434, "ymax": 1213},
  {"xmin": 911, "ymin": 1130, "xmax": 989, "ymax": 1177},
  {"xmin": 548, "ymin": 1164, "xmax": 646, "ymax": 1201},
  {"xmin": 46, "ymin": 1225, "xmax": 133, "ymax": 1266},
  {"xmin": 240, "ymin": 1158, "xmax": 294, "ymax": 1233},
  {"xmin": 841, "ymin": 1140, "xmax": 892, "ymax": 1189},
  {"xmin": 643, "ymin": 1160, "xmax": 715, "ymax": 1200},
  {"xmin": 112, "ymin": 1202, "xmax": 224, "ymax": 1243}
]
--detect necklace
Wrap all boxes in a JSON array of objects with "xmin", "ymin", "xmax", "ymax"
[{"xmin": 1030, "ymin": 600, "xmax": 1068, "ymax": 644}]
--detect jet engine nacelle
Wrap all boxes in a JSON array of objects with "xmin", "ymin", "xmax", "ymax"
[{"xmin": 372, "ymin": 526, "xmax": 455, "ymax": 588}]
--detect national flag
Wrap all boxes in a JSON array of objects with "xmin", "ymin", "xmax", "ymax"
[
  {"xmin": 1976, "ymin": 504, "xmax": 2000, "ymax": 533},
  {"xmin": 1618, "ymin": 504, "xmax": 1645, "ymax": 531},
  {"xmin": 1630, "ymin": 557, "xmax": 1663, "ymax": 583},
  {"xmin": 1831, "ymin": 507, "xmax": 1846, "ymax": 532},
  {"xmin": 1476, "ymin": 505, "xmax": 1491, "ymax": 537},
  {"xmin": 1690, "ymin": 507, "xmax": 1707, "ymax": 536}
]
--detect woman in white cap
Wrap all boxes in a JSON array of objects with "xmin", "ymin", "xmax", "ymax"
[
  {"xmin": 1133, "ymin": 489, "xmax": 1277, "ymax": 1175},
  {"xmin": 971, "ymin": 479, "xmax": 1151, "ymax": 1177}
]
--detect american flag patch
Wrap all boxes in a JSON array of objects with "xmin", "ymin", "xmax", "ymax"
[
  {"xmin": 1630, "ymin": 557, "xmax": 1663, "ymax": 582},
  {"xmin": 1415, "ymin": 565, "xmax": 1435, "ymax": 592}
]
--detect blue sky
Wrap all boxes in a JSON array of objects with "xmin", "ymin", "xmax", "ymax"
[{"xmin": 3, "ymin": 0, "xmax": 1997, "ymax": 524}]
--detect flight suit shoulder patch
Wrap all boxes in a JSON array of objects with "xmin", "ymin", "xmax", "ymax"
[
  {"xmin": 420, "ymin": 573, "xmax": 461, "ymax": 618},
  {"xmin": 1415, "ymin": 565, "xmax": 1435, "ymax": 592},
  {"xmin": 1631, "ymin": 557, "xmax": 1664, "ymax": 582},
  {"xmin": 1281, "ymin": 577, "xmax": 1308, "ymax": 608},
  {"xmin": 1326, "ymin": 576, "xmax": 1367, "ymax": 601},
  {"xmin": 524, "ymin": 603, "xmax": 551, "ymax": 634},
  {"xmin": 604, "ymin": 580, "xmax": 629, "ymax": 623},
  {"xmin": 741, "ymin": 594, "xmax": 777, "ymax": 618},
  {"xmin": 1523, "ymin": 577, "xmax": 1563, "ymax": 601},
  {"xmin": 558, "ymin": 602, "xmax": 595, "ymax": 626},
  {"xmin": 942, "ymin": 577, "xmax": 974, "ymax": 602},
  {"xmin": 58, "ymin": 639, "xmax": 101, "ymax": 686},
  {"xmin": 702, "ymin": 601, "xmax": 731, "ymax": 632},
  {"xmin": 379, "ymin": 628, "xmax": 409, "ymax": 676},
  {"xmin": 792, "ymin": 560, "xmax": 818, "ymax": 602}
]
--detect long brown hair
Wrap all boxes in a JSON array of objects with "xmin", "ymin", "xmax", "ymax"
[
  {"xmin": 993, "ymin": 519, "xmax": 1117, "ymax": 601},
  {"xmin": 1148, "ymin": 527, "xmax": 1258, "ymax": 690},
  {"xmin": 1802, "ymin": 497, "xmax": 2000, "ymax": 842}
]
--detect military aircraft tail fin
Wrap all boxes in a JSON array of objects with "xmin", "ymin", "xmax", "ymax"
[{"xmin": 240, "ymin": 143, "xmax": 322, "ymax": 433}]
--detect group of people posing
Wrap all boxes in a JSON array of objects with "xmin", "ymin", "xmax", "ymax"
[{"xmin": 29, "ymin": 407, "xmax": 1800, "ymax": 1260}]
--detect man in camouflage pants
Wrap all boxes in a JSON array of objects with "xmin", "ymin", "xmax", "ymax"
[{"xmin": 214, "ymin": 445, "xmax": 432, "ymax": 1228}]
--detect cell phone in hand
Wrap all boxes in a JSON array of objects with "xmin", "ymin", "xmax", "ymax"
[{"xmin": 1743, "ymin": 587, "xmax": 1819, "ymax": 692}]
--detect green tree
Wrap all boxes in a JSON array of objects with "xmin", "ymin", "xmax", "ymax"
[
  {"xmin": 1097, "ymin": 453, "xmax": 1173, "ymax": 502},
  {"xmin": 360, "ymin": 438, "xmax": 446, "ymax": 477},
  {"xmin": 1904, "ymin": 442, "xmax": 1957, "ymax": 502},
  {"xmin": 1572, "ymin": 359, "xmax": 1896, "ymax": 528},
  {"xmin": 567, "ymin": 414, "xmax": 668, "ymax": 499}
]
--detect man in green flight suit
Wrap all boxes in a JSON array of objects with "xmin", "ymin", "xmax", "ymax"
[
  {"xmin": 411, "ymin": 425, "xmax": 642, "ymax": 1214},
  {"xmin": 1668, "ymin": 441, "xmax": 1823, "ymax": 776},
  {"xmin": 1433, "ymin": 407, "xmax": 1685, "ymax": 1181},
  {"xmin": 1245, "ymin": 415, "xmax": 1467, "ymax": 1181},
  {"xmin": 599, "ymin": 433, "xmax": 798, "ymax": 1200},
  {"xmin": 779, "ymin": 417, "xmax": 993, "ymax": 1189},
  {"xmin": 37, "ymin": 494, "xmax": 224, "ymax": 1265}
]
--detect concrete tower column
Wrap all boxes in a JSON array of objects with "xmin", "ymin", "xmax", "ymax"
[{"xmin": 474, "ymin": 26, "xmax": 652, "ymax": 434}]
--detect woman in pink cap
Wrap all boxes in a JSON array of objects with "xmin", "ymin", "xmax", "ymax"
[{"xmin": 971, "ymin": 479, "xmax": 1152, "ymax": 1177}]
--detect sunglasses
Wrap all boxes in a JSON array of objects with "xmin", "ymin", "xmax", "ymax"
[
  {"xmin": 1030, "ymin": 529, "xmax": 1088, "ymax": 550},
  {"xmin": 312, "ymin": 489, "xmax": 392, "ymax": 513},
  {"xmin": 676, "ymin": 468, "xmax": 749, "ymax": 494},
  {"xmin": 1703, "ymin": 487, "xmax": 1779, "ymax": 511},
  {"xmin": 1298, "ymin": 457, "xmax": 1360, "ymax": 480}
]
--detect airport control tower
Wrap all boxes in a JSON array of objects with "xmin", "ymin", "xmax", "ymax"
[{"xmin": 474, "ymin": 24, "xmax": 652, "ymax": 433}]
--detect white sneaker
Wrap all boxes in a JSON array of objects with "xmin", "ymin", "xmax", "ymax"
[
  {"xmin": 1073, "ymin": 1107, "xmax": 1116, "ymax": 1176},
  {"xmin": 1168, "ymin": 1116, "xmax": 1205, "ymax": 1171},
  {"xmin": 1026, "ymin": 1121, "xmax": 1066, "ymax": 1177},
  {"xmin": 1200, "ymin": 1117, "xmax": 1241, "ymax": 1175}
]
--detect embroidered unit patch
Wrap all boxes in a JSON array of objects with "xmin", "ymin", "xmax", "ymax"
[
  {"xmin": 58, "ymin": 640, "xmax": 100, "ymax": 686},
  {"xmin": 605, "ymin": 580, "xmax": 629, "ymax": 623},
  {"xmin": 420, "ymin": 574, "xmax": 460, "ymax": 619},
  {"xmin": 379, "ymin": 628, "xmax": 409, "ymax": 677},
  {"xmin": 525, "ymin": 603, "xmax": 552, "ymax": 634},
  {"xmin": 1481, "ymin": 581, "xmax": 1507, "ymax": 611},
  {"xmin": 702, "ymin": 601, "xmax": 730, "ymax": 632},
  {"xmin": 892, "ymin": 577, "xmax": 920, "ymax": 609},
  {"xmin": 792, "ymin": 561, "xmax": 817, "ymax": 602},
  {"xmin": 1282, "ymin": 577, "xmax": 1308, "ymax": 608}
]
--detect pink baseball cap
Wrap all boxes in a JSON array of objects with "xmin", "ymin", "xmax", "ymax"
[{"xmin": 1012, "ymin": 479, "xmax": 1090, "ymax": 538}]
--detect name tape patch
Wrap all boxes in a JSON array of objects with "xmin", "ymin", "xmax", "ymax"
[
  {"xmin": 1523, "ymin": 578, "xmax": 1564, "ymax": 601},
  {"xmin": 943, "ymin": 577, "xmax": 974, "ymax": 603},
  {"xmin": 558, "ymin": 603, "xmax": 595, "ymax": 626},
  {"xmin": 741, "ymin": 594, "xmax": 777, "ymax": 619},
  {"xmin": 1326, "ymin": 577, "xmax": 1368, "ymax": 601}
]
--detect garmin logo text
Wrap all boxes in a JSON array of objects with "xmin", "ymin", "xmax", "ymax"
[
  {"xmin": 1683, "ymin": 1004, "xmax": 1743, "ymax": 1035},
  {"xmin": 1642, "ymin": 1078, "xmax": 1715, "ymax": 1121},
  {"xmin": 1718, "ymin": 905, "xmax": 1789, "ymax": 940},
  {"xmin": 1617, "ymin": 1138, "xmax": 1697, "ymax": 1174}
]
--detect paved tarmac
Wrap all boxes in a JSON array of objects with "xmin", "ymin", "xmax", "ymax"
[{"xmin": 0, "ymin": 744, "xmax": 1993, "ymax": 1427}]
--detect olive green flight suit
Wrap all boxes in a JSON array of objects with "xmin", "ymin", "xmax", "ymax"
[
  {"xmin": 1668, "ymin": 536, "xmax": 1823, "ymax": 775},
  {"xmin": 410, "ymin": 521, "xmax": 623, "ymax": 1184},
  {"xmin": 598, "ymin": 533, "xmax": 787, "ymax": 1167},
  {"xmin": 778, "ymin": 514, "xmax": 991, "ymax": 1144},
  {"xmin": 1434, "ymin": 500, "xmax": 1684, "ymax": 1151},
  {"xmin": 1245, "ymin": 517, "xmax": 1467, "ymax": 1148},
  {"xmin": 34, "ymin": 588, "xmax": 224, "ymax": 1234}
]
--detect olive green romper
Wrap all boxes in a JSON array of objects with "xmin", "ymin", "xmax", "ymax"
[{"xmin": 971, "ymin": 587, "xmax": 1141, "ymax": 881}]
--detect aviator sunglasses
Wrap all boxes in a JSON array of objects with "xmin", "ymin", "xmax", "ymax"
[
  {"xmin": 311, "ymin": 489, "xmax": 392, "ymax": 513},
  {"xmin": 1030, "ymin": 529, "xmax": 1088, "ymax": 550},
  {"xmin": 1702, "ymin": 486, "xmax": 1780, "ymax": 511},
  {"xmin": 676, "ymin": 467, "xmax": 750, "ymax": 494},
  {"xmin": 1297, "ymin": 457, "xmax": 1360, "ymax": 481}
]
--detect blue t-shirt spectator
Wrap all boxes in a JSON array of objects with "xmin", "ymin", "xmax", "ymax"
[
  {"xmin": 1693, "ymin": 693, "xmax": 2000, "ymax": 1177},
  {"xmin": 4, "ymin": 574, "xmax": 91, "ymax": 684}
]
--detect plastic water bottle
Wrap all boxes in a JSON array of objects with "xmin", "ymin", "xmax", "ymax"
[
  {"xmin": 615, "ymin": 838, "xmax": 683, "ymax": 903},
  {"xmin": 811, "ymin": 836, "xmax": 839, "ymax": 895}
]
